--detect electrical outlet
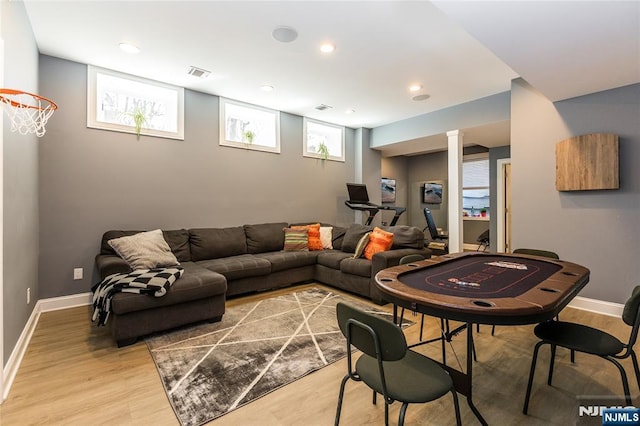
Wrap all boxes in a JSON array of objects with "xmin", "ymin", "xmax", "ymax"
[
  {"xmin": 73, "ymin": 268, "xmax": 83, "ymax": 280},
  {"xmin": 27, "ymin": 288, "xmax": 31, "ymax": 305}
]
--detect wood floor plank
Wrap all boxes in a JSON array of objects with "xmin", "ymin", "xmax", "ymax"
[{"xmin": 0, "ymin": 283, "xmax": 635, "ymax": 425}]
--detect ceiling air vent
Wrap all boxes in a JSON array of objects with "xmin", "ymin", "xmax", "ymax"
[
  {"xmin": 315, "ymin": 104, "xmax": 333, "ymax": 111},
  {"xmin": 187, "ymin": 66, "xmax": 211, "ymax": 78}
]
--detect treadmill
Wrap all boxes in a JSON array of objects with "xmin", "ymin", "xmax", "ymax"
[{"xmin": 345, "ymin": 183, "xmax": 406, "ymax": 226}]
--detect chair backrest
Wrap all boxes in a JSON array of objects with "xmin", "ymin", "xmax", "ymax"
[
  {"xmin": 513, "ymin": 248, "xmax": 559, "ymax": 259},
  {"xmin": 622, "ymin": 286, "xmax": 640, "ymax": 326},
  {"xmin": 423, "ymin": 208, "xmax": 440, "ymax": 240},
  {"xmin": 399, "ymin": 254, "xmax": 425, "ymax": 265},
  {"xmin": 336, "ymin": 302, "xmax": 407, "ymax": 362}
]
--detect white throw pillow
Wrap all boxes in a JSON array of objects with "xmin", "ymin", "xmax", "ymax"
[
  {"xmin": 320, "ymin": 226, "xmax": 333, "ymax": 249},
  {"xmin": 108, "ymin": 229, "xmax": 179, "ymax": 270}
]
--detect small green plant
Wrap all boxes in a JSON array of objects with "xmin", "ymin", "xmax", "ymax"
[
  {"xmin": 317, "ymin": 142, "xmax": 329, "ymax": 160},
  {"xmin": 122, "ymin": 107, "xmax": 147, "ymax": 138},
  {"xmin": 243, "ymin": 130, "xmax": 255, "ymax": 144}
]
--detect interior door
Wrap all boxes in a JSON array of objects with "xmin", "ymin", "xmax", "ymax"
[{"xmin": 505, "ymin": 162, "xmax": 512, "ymax": 252}]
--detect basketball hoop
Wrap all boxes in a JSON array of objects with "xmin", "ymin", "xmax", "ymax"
[{"xmin": 0, "ymin": 88, "xmax": 58, "ymax": 137}]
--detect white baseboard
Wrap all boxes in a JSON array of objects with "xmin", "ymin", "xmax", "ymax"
[
  {"xmin": 568, "ymin": 295, "xmax": 623, "ymax": 318},
  {"xmin": 2, "ymin": 292, "xmax": 92, "ymax": 402},
  {"xmin": 0, "ymin": 291, "xmax": 624, "ymax": 402}
]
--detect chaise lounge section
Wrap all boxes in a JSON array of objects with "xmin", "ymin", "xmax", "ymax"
[{"xmin": 95, "ymin": 222, "xmax": 430, "ymax": 346}]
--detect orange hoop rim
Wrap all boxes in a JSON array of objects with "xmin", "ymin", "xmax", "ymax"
[{"xmin": 0, "ymin": 88, "xmax": 58, "ymax": 110}]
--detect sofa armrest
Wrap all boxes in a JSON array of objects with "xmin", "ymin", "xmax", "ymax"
[
  {"xmin": 95, "ymin": 254, "xmax": 131, "ymax": 281},
  {"xmin": 368, "ymin": 248, "xmax": 432, "ymax": 304}
]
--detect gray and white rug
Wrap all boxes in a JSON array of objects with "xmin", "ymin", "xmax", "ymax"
[{"xmin": 146, "ymin": 287, "xmax": 402, "ymax": 426}]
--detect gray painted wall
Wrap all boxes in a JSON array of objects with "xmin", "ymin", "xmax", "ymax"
[
  {"xmin": 381, "ymin": 156, "xmax": 408, "ymax": 226},
  {"xmin": 511, "ymin": 79, "xmax": 640, "ymax": 304},
  {"xmin": 2, "ymin": 1, "xmax": 40, "ymax": 364},
  {"xmin": 370, "ymin": 92, "xmax": 511, "ymax": 147},
  {"xmin": 407, "ymin": 151, "xmax": 449, "ymax": 232},
  {"xmin": 38, "ymin": 55, "xmax": 358, "ymax": 299}
]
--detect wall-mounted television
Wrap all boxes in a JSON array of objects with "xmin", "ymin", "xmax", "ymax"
[
  {"xmin": 381, "ymin": 178, "xmax": 396, "ymax": 203},
  {"xmin": 423, "ymin": 182, "xmax": 443, "ymax": 204}
]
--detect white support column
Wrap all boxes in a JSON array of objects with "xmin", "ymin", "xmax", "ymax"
[{"xmin": 447, "ymin": 130, "xmax": 463, "ymax": 253}]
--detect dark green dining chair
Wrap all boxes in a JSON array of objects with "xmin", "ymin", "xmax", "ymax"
[
  {"xmin": 334, "ymin": 302, "xmax": 461, "ymax": 426},
  {"xmin": 523, "ymin": 285, "xmax": 640, "ymax": 414}
]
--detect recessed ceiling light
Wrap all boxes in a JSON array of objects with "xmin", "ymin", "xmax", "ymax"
[
  {"xmin": 409, "ymin": 84, "xmax": 422, "ymax": 92},
  {"xmin": 320, "ymin": 43, "xmax": 335, "ymax": 53},
  {"xmin": 412, "ymin": 94, "xmax": 431, "ymax": 101},
  {"xmin": 272, "ymin": 26, "xmax": 298, "ymax": 43},
  {"xmin": 345, "ymin": 109, "xmax": 355, "ymax": 114},
  {"xmin": 119, "ymin": 42, "xmax": 140, "ymax": 54},
  {"xmin": 260, "ymin": 85, "xmax": 274, "ymax": 92}
]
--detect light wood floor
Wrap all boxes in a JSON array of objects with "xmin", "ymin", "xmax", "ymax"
[{"xmin": 0, "ymin": 283, "xmax": 636, "ymax": 425}]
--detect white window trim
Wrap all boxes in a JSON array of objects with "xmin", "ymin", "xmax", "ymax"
[
  {"xmin": 87, "ymin": 65, "xmax": 185, "ymax": 140},
  {"xmin": 303, "ymin": 117, "xmax": 345, "ymax": 162},
  {"xmin": 219, "ymin": 98, "xmax": 281, "ymax": 154}
]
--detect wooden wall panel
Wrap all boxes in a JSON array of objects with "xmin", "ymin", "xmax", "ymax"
[{"xmin": 555, "ymin": 133, "xmax": 619, "ymax": 191}]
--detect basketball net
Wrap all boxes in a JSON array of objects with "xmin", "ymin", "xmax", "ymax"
[{"xmin": 0, "ymin": 89, "xmax": 58, "ymax": 137}]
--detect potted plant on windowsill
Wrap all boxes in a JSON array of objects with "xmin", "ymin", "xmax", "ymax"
[
  {"xmin": 243, "ymin": 130, "xmax": 255, "ymax": 144},
  {"xmin": 317, "ymin": 142, "xmax": 329, "ymax": 160}
]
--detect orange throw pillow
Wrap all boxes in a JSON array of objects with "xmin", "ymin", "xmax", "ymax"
[
  {"xmin": 292, "ymin": 223, "xmax": 323, "ymax": 251},
  {"xmin": 364, "ymin": 227, "xmax": 394, "ymax": 260}
]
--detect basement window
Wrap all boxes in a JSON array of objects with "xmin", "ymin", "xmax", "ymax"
[
  {"xmin": 303, "ymin": 118, "xmax": 345, "ymax": 162},
  {"xmin": 87, "ymin": 65, "xmax": 184, "ymax": 140},
  {"xmin": 219, "ymin": 98, "xmax": 280, "ymax": 154}
]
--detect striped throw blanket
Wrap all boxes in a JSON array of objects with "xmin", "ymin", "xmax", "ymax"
[{"xmin": 91, "ymin": 266, "xmax": 184, "ymax": 326}]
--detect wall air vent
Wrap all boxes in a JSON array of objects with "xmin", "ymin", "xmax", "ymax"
[
  {"xmin": 187, "ymin": 66, "xmax": 211, "ymax": 78},
  {"xmin": 315, "ymin": 104, "xmax": 333, "ymax": 111}
]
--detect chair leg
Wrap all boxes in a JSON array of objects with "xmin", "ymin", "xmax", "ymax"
[
  {"xmin": 606, "ymin": 356, "xmax": 633, "ymax": 406},
  {"xmin": 372, "ymin": 390, "xmax": 377, "ymax": 405},
  {"xmin": 571, "ymin": 349, "xmax": 575, "ymax": 363},
  {"xmin": 491, "ymin": 325, "xmax": 496, "ymax": 336},
  {"xmin": 334, "ymin": 374, "xmax": 350, "ymax": 426},
  {"xmin": 398, "ymin": 402, "xmax": 409, "ymax": 426},
  {"xmin": 631, "ymin": 350, "xmax": 640, "ymax": 391},
  {"xmin": 523, "ymin": 341, "xmax": 546, "ymax": 414},
  {"xmin": 441, "ymin": 318, "xmax": 447, "ymax": 365},
  {"xmin": 384, "ymin": 401, "xmax": 390, "ymax": 426},
  {"xmin": 451, "ymin": 389, "xmax": 462, "ymax": 426},
  {"xmin": 548, "ymin": 344, "xmax": 557, "ymax": 386},
  {"xmin": 419, "ymin": 314, "xmax": 425, "ymax": 341},
  {"xmin": 399, "ymin": 307, "xmax": 405, "ymax": 326}
]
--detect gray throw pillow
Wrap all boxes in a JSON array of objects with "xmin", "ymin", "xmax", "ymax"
[
  {"xmin": 108, "ymin": 229, "xmax": 179, "ymax": 270},
  {"xmin": 352, "ymin": 232, "xmax": 371, "ymax": 259}
]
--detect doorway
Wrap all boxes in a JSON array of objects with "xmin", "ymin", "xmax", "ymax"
[{"xmin": 496, "ymin": 158, "xmax": 511, "ymax": 252}]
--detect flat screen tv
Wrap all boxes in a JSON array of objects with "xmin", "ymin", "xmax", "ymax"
[{"xmin": 423, "ymin": 182, "xmax": 443, "ymax": 204}]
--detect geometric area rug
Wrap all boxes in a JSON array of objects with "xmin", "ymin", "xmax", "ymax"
[{"xmin": 146, "ymin": 287, "xmax": 406, "ymax": 426}]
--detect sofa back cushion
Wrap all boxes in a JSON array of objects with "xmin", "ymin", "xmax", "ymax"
[
  {"xmin": 341, "ymin": 224, "xmax": 374, "ymax": 253},
  {"xmin": 100, "ymin": 229, "xmax": 191, "ymax": 262},
  {"xmin": 189, "ymin": 227, "xmax": 247, "ymax": 261},
  {"xmin": 244, "ymin": 222, "xmax": 288, "ymax": 254},
  {"xmin": 384, "ymin": 226, "xmax": 425, "ymax": 249}
]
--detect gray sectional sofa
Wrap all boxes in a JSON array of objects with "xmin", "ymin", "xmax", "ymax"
[{"xmin": 95, "ymin": 222, "xmax": 430, "ymax": 346}]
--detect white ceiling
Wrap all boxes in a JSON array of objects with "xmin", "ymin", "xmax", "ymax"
[{"xmin": 23, "ymin": 0, "xmax": 639, "ymax": 154}]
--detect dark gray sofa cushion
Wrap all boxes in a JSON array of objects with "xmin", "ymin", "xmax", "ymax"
[
  {"xmin": 341, "ymin": 224, "xmax": 373, "ymax": 253},
  {"xmin": 100, "ymin": 229, "xmax": 192, "ymax": 262},
  {"xmin": 384, "ymin": 225, "xmax": 425, "ymax": 249},
  {"xmin": 340, "ymin": 257, "xmax": 372, "ymax": 278},
  {"xmin": 331, "ymin": 225, "xmax": 347, "ymax": 251},
  {"xmin": 196, "ymin": 254, "xmax": 271, "ymax": 280},
  {"xmin": 244, "ymin": 222, "xmax": 288, "ymax": 254},
  {"xmin": 255, "ymin": 250, "xmax": 319, "ymax": 273},
  {"xmin": 316, "ymin": 250, "xmax": 352, "ymax": 270},
  {"xmin": 189, "ymin": 227, "xmax": 247, "ymax": 261},
  {"xmin": 110, "ymin": 262, "xmax": 226, "ymax": 315}
]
